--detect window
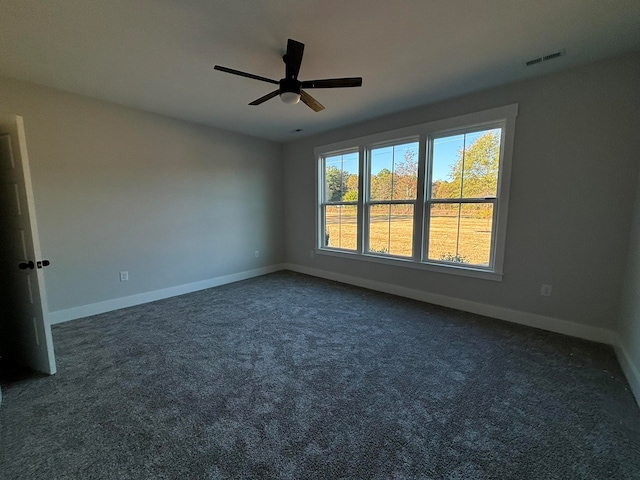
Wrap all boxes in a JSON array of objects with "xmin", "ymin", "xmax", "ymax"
[
  {"xmin": 321, "ymin": 150, "xmax": 359, "ymax": 250},
  {"xmin": 427, "ymin": 128, "xmax": 501, "ymax": 267},
  {"xmin": 367, "ymin": 141, "xmax": 419, "ymax": 257},
  {"xmin": 316, "ymin": 105, "xmax": 517, "ymax": 280}
]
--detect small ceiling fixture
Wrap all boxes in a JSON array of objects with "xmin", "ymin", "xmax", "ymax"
[
  {"xmin": 214, "ymin": 39, "xmax": 363, "ymax": 112},
  {"xmin": 280, "ymin": 91, "xmax": 301, "ymax": 105}
]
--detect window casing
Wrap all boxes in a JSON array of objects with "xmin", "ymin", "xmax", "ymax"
[{"xmin": 316, "ymin": 105, "xmax": 518, "ymax": 281}]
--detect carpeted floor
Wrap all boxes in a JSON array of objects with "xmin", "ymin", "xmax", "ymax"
[{"xmin": 1, "ymin": 271, "xmax": 639, "ymax": 479}]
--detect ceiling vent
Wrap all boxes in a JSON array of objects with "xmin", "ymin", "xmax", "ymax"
[{"xmin": 525, "ymin": 49, "xmax": 565, "ymax": 66}]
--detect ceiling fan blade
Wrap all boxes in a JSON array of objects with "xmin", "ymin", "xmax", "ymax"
[
  {"xmin": 300, "ymin": 90, "xmax": 325, "ymax": 112},
  {"xmin": 300, "ymin": 77, "xmax": 363, "ymax": 89},
  {"xmin": 284, "ymin": 39, "xmax": 304, "ymax": 79},
  {"xmin": 214, "ymin": 65, "xmax": 279, "ymax": 85},
  {"xmin": 249, "ymin": 90, "xmax": 280, "ymax": 106}
]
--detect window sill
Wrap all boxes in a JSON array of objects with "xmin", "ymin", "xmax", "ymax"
[{"xmin": 315, "ymin": 248, "xmax": 503, "ymax": 281}]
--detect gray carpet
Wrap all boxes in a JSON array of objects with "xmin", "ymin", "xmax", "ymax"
[{"xmin": 1, "ymin": 271, "xmax": 639, "ymax": 479}]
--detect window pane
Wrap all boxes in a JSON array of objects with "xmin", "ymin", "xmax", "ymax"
[
  {"xmin": 461, "ymin": 129, "xmax": 501, "ymax": 199},
  {"xmin": 368, "ymin": 204, "xmax": 413, "ymax": 257},
  {"xmin": 427, "ymin": 203, "xmax": 493, "ymax": 266},
  {"xmin": 389, "ymin": 204, "xmax": 414, "ymax": 257},
  {"xmin": 392, "ymin": 143, "xmax": 418, "ymax": 200},
  {"xmin": 325, "ymin": 152, "xmax": 359, "ymax": 202},
  {"xmin": 427, "ymin": 203, "xmax": 461, "ymax": 261},
  {"xmin": 431, "ymin": 128, "xmax": 501, "ymax": 200},
  {"xmin": 368, "ymin": 204, "xmax": 389, "ymax": 253},
  {"xmin": 325, "ymin": 205, "xmax": 357, "ymax": 250},
  {"xmin": 432, "ymin": 134, "xmax": 464, "ymax": 199},
  {"xmin": 370, "ymin": 146, "xmax": 393, "ymax": 201},
  {"xmin": 370, "ymin": 142, "xmax": 419, "ymax": 201},
  {"xmin": 457, "ymin": 204, "xmax": 493, "ymax": 266}
]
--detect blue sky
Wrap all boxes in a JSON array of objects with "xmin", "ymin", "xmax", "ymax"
[{"xmin": 432, "ymin": 135, "xmax": 464, "ymax": 182}]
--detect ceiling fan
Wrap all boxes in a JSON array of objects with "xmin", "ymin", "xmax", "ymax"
[{"xmin": 214, "ymin": 39, "xmax": 362, "ymax": 112}]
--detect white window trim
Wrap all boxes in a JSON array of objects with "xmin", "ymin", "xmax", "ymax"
[{"xmin": 315, "ymin": 104, "xmax": 518, "ymax": 281}]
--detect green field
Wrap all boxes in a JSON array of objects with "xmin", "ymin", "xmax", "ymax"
[{"xmin": 325, "ymin": 205, "xmax": 493, "ymax": 266}]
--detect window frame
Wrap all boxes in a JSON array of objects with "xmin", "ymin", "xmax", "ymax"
[
  {"xmin": 424, "ymin": 122, "xmax": 506, "ymax": 271},
  {"xmin": 364, "ymin": 137, "xmax": 420, "ymax": 258},
  {"xmin": 315, "ymin": 104, "xmax": 518, "ymax": 281},
  {"xmin": 318, "ymin": 148, "xmax": 361, "ymax": 252}
]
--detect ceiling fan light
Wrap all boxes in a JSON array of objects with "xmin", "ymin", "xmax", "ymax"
[{"xmin": 280, "ymin": 91, "xmax": 301, "ymax": 105}]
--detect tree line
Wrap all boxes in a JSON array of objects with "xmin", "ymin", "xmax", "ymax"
[{"xmin": 325, "ymin": 131, "xmax": 500, "ymax": 214}]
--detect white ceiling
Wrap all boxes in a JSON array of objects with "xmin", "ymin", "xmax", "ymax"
[{"xmin": 1, "ymin": 0, "xmax": 639, "ymax": 142}]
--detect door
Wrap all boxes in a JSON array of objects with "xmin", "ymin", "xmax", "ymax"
[{"xmin": 0, "ymin": 113, "xmax": 56, "ymax": 375}]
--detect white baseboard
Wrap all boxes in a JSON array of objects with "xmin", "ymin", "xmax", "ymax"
[
  {"xmin": 613, "ymin": 336, "xmax": 640, "ymax": 408},
  {"xmin": 283, "ymin": 263, "xmax": 617, "ymax": 346},
  {"xmin": 48, "ymin": 264, "xmax": 285, "ymax": 324}
]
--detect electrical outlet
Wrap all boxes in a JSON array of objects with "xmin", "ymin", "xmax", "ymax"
[
  {"xmin": 254, "ymin": 250, "xmax": 259, "ymax": 258},
  {"xmin": 541, "ymin": 284, "xmax": 552, "ymax": 297},
  {"xmin": 310, "ymin": 249, "xmax": 315, "ymax": 258},
  {"xmin": 120, "ymin": 271, "xmax": 129, "ymax": 282}
]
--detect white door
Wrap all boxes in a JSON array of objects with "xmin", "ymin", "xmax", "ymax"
[{"xmin": 0, "ymin": 113, "xmax": 56, "ymax": 375}]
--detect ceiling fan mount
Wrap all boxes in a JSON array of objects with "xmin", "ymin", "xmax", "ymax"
[{"xmin": 214, "ymin": 39, "xmax": 362, "ymax": 112}]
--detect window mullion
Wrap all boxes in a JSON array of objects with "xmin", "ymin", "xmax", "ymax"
[
  {"xmin": 414, "ymin": 133, "xmax": 427, "ymax": 261},
  {"xmin": 488, "ymin": 196, "xmax": 499, "ymax": 269},
  {"xmin": 429, "ymin": 198, "xmax": 498, "ymax": 205},
  {"xmin": 317, "ymin": 156, "xmax": 324, "ymax": 248},
  {"xmin": 422, "ymin": 136, "xmax": 435, "ymax": 262},
  {"xmin": 359, "ymin": 146, "xmax": 368, "ymax": 254},
  {"xmin": 368, "ymin": 200, "xmax": 416, "ymax": 205}
]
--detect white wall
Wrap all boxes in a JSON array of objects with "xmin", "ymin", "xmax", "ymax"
[
  {"xmin": 0, "ymin": 77, "xmax": 284, "ymax": 316},
  {"xmin": 283, "ymin": 53, "xmax": 640, "ymax": 338},
  {"xmin": 619, "ymin": 166, "xmax": 640, "ymax": 403}
]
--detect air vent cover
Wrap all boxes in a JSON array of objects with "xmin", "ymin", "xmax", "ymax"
[{"xmin": 525, "ymin": 49, "xmax": 565, "ymax": 66}]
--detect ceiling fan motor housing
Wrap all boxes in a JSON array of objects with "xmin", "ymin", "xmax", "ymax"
[{"xmin": 279, "ymin": 78, "xmax": 300, "ymax": 95}]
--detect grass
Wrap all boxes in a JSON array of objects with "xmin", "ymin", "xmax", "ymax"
[{"xmin": 325, "ymin": 206, "xmax": 493, "ymax": 265}]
